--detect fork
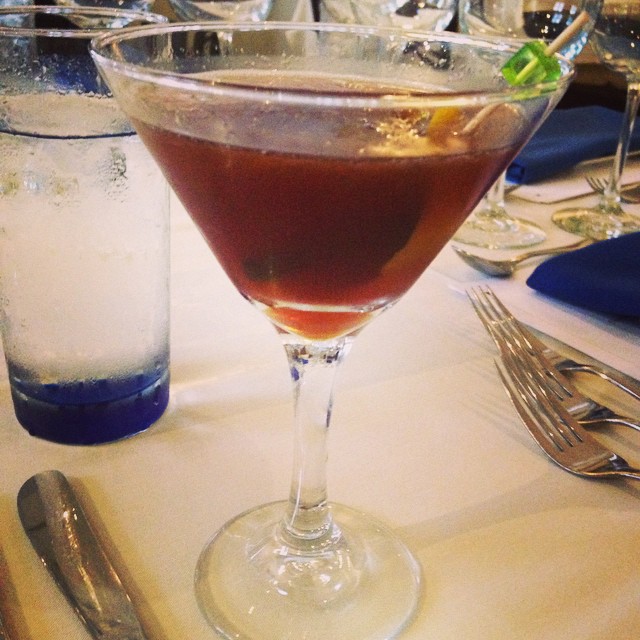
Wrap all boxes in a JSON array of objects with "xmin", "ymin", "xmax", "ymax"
[
  {"xmin": 586, "ymin": 175, "xmax": 640, "ymax": 204},
  {"xmin": 467, "ymin": 287, "xmax": 640, "ymax": 431},
  {"xmin": 496, "ymin": 346, "xmax": 640, "ymax": 480}
]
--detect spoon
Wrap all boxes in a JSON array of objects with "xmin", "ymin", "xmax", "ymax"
[{"xmin": 452, "ymin": 237, "xmax": 591, "ymax": 277}]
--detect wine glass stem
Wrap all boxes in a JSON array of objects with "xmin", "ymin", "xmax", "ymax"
[
  {"xmin": 604, "ymin": 80, "xmax": 640, "ymax": 206},
  {"xmin": 281, "ymin": 337, "xmax": 352, "ymax": 545},
  {"xmin": 483, "ymin": 171, "xmax": 507, "ymax": 216}
]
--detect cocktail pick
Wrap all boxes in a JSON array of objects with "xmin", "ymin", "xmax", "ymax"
[
  {"xmin": 460, "ymin": 12, "xmax": 589, "ymax": 136},
  {"xmin": 501, "ymin": 10, "xmax": 590, "ymax": 86}
]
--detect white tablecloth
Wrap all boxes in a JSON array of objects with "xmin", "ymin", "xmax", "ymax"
[{"xmin": 1, "ymin": 181, "xmax": 639, "ymax": 639}]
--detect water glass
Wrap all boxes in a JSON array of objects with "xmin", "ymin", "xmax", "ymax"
[{"xmin": 0, "ymin": 6, "xmax": 170, "ymax": 445}]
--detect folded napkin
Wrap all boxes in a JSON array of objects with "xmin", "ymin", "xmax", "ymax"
[
  {"xmin": 507, "ymin": 106, "xmax": 640, "ymax": 185},
  {"xmin": 526, "ymin": 232, "xmax": 640, "ymax": 316}
]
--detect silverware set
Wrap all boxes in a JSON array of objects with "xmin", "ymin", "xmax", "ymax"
[{"xmin": 469, "ymin": 287, "xmax": 640, "ymax": 480}]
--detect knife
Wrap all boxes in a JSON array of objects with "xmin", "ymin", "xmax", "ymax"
[
  {"xmin": 526, "ymin": 324, "xmax": 640, "ymax": 404},
  {"xmin": 17, "ymin": 470, "xmax": 148, "ymax": 640}
]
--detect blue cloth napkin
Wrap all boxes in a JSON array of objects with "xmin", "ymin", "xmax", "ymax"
[
  {"xmin": 507, "ymin": 106, "xmax": 640, "ymax": 185},
  {"xmin": 526, "ymin": 232, "xmax": 640, "ymax": 317}
]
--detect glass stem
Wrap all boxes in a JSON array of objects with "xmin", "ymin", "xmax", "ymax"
[
  {"xmin": 482, "ymin": 171, "xmax": 507, "ymax": 217},
  {"xmin": 280, "ymin": 336, "xmax": 352, "ymax": 547},
  {"xmin": 604, "ymin": 80, "xmax": 640, "ymax": 208}
]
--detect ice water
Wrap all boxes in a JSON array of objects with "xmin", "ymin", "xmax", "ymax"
[{"xmin": 0, "ymin": 93, "xmax": 170, "ymax": 444}]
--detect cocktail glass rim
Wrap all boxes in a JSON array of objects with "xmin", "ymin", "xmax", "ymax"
[{"xmin": 90, "ymin": 21, "xmax": 574, "ymax": 109}]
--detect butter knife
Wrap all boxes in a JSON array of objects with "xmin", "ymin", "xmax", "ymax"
[
  {"xmin": 526, "ymin": 325, "xmax": 640, "ymax": 405},
  {"xmin": 17, "ymin": 470, "xmax": 148, "ymax": 640}
]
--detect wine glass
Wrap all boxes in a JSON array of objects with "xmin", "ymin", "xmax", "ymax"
[
  {"xmin": 552, "ymin": 0, "xmax": 640, "ymax": 239},
  {"xmin": 455, "ymin": 0, "xmax": 601, "ymax": 248},
  {"xmin": 167, "ymin": 0, "xmax": 272, "ymax": 21},
  {"xmin": 91, "ymin": 23, "xmax": 573, "ymax": 640},
  {"xmin": 320, "ymin": 0, "xmax": 456, "ymax": 31}
]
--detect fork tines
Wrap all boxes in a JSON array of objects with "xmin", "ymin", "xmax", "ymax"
[
  {"xmin": 496, "ymin": 348, "xmax": 583, "ymax": 454},
  {"xmin": 585, "ymin": 175, "xmax": 607, "ymax": 195},
  {"xmin": 495, "ymin": 343, "xmax": 622, "ymax": 475},
  {"xmin": 468, "ymin": 287, "xmax": 582, "ymax": 451},
  {"xmin": 468, "ymin": 287, "xmax": 573, "ymax": 403}
]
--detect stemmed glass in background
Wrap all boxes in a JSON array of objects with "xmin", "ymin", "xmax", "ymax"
[
  {"xmin": 320, "ymin": 0, "xmax": 456, "ymax": 31},
  {"xmin": 51, "ymin": 0, "xmax": 158, "ymax": 11},
  {"xmin": 455, "ymin": 0, "xmax": 602, "ymax": 248},
  {"xmin": 167, "ymin": 0, "xmax": 272, "ymax": 21},
  {"xmin": 553, "ymin": 0, "xmax": 640, "ymax": 239},
  {"xmin": 91, "ymin": 23, "xmax": 572, "ymax": 640}
]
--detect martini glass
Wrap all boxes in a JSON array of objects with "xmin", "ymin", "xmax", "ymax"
[
  {"xmin": 455, "ymin": 0, "xmax": 601, "ymax": 248},
  {"xmin": 91, "ymin": 23, "xmax": 573, "ymax": 640},
  {"xmin": 553, "ymin": 0, "xmax": 640, "ymax": 239}
]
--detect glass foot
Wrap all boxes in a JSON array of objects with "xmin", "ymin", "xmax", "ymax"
[
  {"xmin": 552, "ymin": 206, "xmax": 640, "ymax": 240},
  {"xmin": 453, "ymin": 215, "xmax": 546, "ymax": 249},
  {"xmin": 195, "ymin": 501, "xmax": 421, "ymax": 640}
]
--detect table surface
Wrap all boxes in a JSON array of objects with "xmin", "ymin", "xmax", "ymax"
[
  {"xmin": 1, "ymin": 177, "xmax": 640, "ymax": 640},
  {"xmin": 2, "ymin": 3, "xmax": 640, "ymax": 636}
]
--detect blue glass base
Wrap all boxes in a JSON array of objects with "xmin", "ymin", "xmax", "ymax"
[{"xmin": 9, "ymin": 367, "xmax": 170, "ymax": 445}]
